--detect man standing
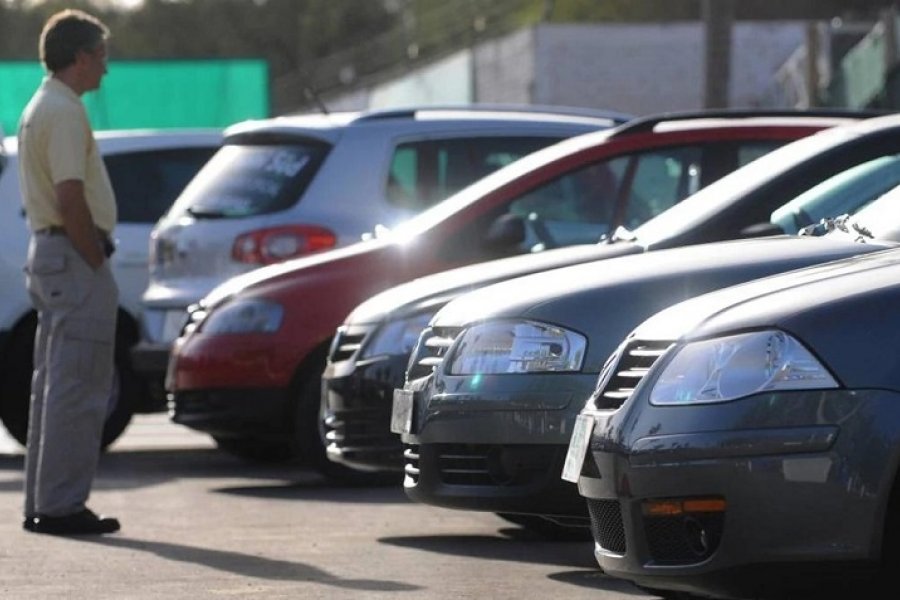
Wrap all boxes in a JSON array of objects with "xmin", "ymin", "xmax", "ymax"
[{"xmin": 18, "ymin": 9, "xmax": 120, "ymax": 535}]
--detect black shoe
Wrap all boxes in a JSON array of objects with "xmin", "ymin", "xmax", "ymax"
[
  {"xmin": 29, "ymin": 509, "xmax": 120, "ymax": 535},
  {"xmin": 22, "ymin": 515, "xmax": 37, "ymax": 532}
]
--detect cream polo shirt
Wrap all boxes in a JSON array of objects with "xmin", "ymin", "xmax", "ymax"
[{"xmin": 17, "ymin": 77, "xmax": 116, "ymax": 234}]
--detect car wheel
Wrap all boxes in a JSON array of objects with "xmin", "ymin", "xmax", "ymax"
[
  {"xmin": 0, "ymin": 312, "xmax": 135, "ymax": 450},
  {"xmin": 495, "ymin": 512, "xmax": 593, "ymax": 541},
  {"xmin": 291, "ymin": 363, "xmax": 399, "ymax": 486},
  {"xmin": 212, "ymin": 435, "xmax": 294, "ymax": 463}
]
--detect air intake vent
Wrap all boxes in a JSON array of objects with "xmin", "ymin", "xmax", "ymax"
[
  {"xmin": 595, "ymin": 339, "xmax": 672, "ymax": 409},
  {"xmin": 406, "ymin": 326, "xmax": 462, "ymax": 381},
  {"xmin": 328, "ymin": 325, "xmax": 373, "ymax": 363}
]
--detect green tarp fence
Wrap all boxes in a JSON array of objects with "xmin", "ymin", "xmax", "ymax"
[{"xmin": 0, "ymin": 59, "xmax": 269, "ymax": 136}]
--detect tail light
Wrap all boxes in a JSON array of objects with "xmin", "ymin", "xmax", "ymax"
[{"xmin": 231, "ymin": 224, "xmax": 337, "ymax": 265}]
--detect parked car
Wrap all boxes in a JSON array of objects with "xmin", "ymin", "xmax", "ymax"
[
  {"xmin": 134, "ymin": 105, "xmax": 628, "ymax": 398},
  {"xmin": 569, "ymin": 195, "xmax": 900, "ymax": 599},
  {"xmin": 164, "ymin": 110, "xmax": 848, "ymax": 476},
  {"xmin": 394, "ymin": 187, "xmax": 900, "ymax": 537},
  {"xmin": 0, "ymin": 129, "xmax": 221, "ymax": 447},
  {"xmin": 325, "ymin": 112, "xmax": 898, "ymax": 477}
]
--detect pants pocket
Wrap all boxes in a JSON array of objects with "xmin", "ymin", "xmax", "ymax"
[
  {"xmin": 63, "ymin": 317, "xmax": 116, "ymax": 387},
  {"xmin": 26, "ymin": 254, "xmax": 88, "ymax": 309}
]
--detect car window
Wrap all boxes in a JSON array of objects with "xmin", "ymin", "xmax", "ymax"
[
  {"xmin": 106, "ymin": 147, "xmax": 217, "ymax": 224},
  {"xmin": 386, "ymin": 136, "xmax": 562, "ymax": 210},
  {"xmin": 168, "ymin": 142, "xmax": 328, "ymax": 218},
  {"xmin": 507, "ymin": 159, "xmax": 623, "ymax": 247},
  {"xmin": 770, "ymin": 154, "xmax": 900, "ymax": 234},
  {"xmin": 620, "ymin": 141, "xmax": 783, "ymax": 230}
]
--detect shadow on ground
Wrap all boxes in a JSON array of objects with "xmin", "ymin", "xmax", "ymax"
[
  {"xmin": 379, "ymin": 531, "xmax": 652, "ymax": 596},
  {"xmin": 80, "ymin": 535, "xmax": 421, "ymax": 592}
]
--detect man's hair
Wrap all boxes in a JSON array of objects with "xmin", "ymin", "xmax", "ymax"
[{"xmin": 39, "ymin": 9, "xmax": 109, "ymax": 73}]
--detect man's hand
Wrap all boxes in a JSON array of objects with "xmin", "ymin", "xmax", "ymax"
[{"xmin": 56, "ymin": 179, "xmax": 105, "ymax": 270}]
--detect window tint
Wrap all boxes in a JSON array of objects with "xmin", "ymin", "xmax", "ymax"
[
  {"xmin": 507, "ymin": 159, "xmax": 623, "ymax": 248},
  {"xmin": 738, "ymin": 141, "xmax": 783, "ymax": 166},
  {"xmin": 622, "ymin": 147, "xmax": 703, "ymax": 229},
  {"xmin": 386, "ymin": 137, "xmax": 560, "ymax": 210},
  {"xmin": 169, "ymin": 143, "xmax": 328, "ymax": 218},
  {"xmin": 106, "ymin": 147, "xmax": 216, "ymax": 224}
]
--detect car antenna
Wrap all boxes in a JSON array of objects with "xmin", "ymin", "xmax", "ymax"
[{"xmin": 302, "ymin": 80, "xmax": 329, "ymax": 115}]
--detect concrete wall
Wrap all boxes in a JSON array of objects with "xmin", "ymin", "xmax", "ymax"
[{"xmin": 323, "ymin": 21, "xmax": 810, "ymax": 115}]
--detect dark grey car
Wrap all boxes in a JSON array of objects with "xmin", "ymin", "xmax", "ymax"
[
  {"xmin": 395, "ymin": 193, "xmax": 900, "ymax": 536},
  {"xmin": 324, "ymin": 113, "xmax": 900, "ymax": 480},
  {"xmin": 572, "ymin": 198, "xmax": 900, "ymax": 599}
]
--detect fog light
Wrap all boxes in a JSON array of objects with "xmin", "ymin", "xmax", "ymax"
[{"xmin": 642, "ymin": 496, "xmax": 726, "ymax": 516}]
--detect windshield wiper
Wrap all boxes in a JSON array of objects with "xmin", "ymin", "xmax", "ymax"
[
  {"xmin": 186, "ymin": 206, "xmax": 229, "ymax": 218},
  {"xmin": 603, "ymin": 225, "xmax": 636, "ymax": 244},
  {"xmin": 799, "ymin": 214, "xmax": 873, "ymax": 241}
]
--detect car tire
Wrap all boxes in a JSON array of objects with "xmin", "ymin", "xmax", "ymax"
[
  {"xmin": 0, "ymin": 312, "xmax": 135, "ymax": 450},
  {"xmin": 291, "ymin": 363, "xmax": 399, "ymax": 486},
  {"xmin": 495, "ymin": 512, "xmax": 593, "ymax": 541}
]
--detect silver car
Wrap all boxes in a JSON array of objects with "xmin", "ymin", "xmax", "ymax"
[{"xmin": 133, "ymin": 105, "xmax": 626, "ymax": 396}]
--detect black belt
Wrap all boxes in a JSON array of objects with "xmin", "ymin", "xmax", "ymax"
[{"xmin": 34, "ymin": 226, "xmax": 115, "ymax": 257}]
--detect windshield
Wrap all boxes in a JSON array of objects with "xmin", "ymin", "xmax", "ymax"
[
  {"xmin": 167, "ymin": 142, "xmax": 328, "ymax": 218},
  {"xmin": 631, "ymin": 124, "xmax": 861, "ymax": 245},
  {"xmin": 771, "ymin": 154, "xmax": 900, "ymax": 234},
  {"xmin": 838, "ymin": 185, "xmax": 900, "ymax": 242}
]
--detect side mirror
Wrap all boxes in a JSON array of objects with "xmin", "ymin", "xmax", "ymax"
[
  {"xmin": 484, "ymin": 213, "xmax": 526, "ymax": 250},
  {"xmin": 739, "ymin": 222, "xmax": 785, "ymax": 238}
]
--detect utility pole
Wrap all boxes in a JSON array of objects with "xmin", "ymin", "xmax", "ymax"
[{"xmin": 703, "ymin": 0, "xmax": 735, "ymax": 109}]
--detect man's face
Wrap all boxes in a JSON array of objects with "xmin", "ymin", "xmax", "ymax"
[{"xmin": 78, "ymin": 41, "xmax": 108, "ymax": 91}]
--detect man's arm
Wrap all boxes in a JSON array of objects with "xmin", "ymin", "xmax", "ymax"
[{"xmin": 56, "ymin": 179, "xmax": 104, "ymax": 270}]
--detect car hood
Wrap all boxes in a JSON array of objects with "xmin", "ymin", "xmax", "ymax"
[
  {"xmin": 431, "ymin": 236, "xmax": 896, "ymax": 371},
  {"xmin": 345, "ymin": 240, "xmax": 644, "ymax": 324},
  {"xmin": 200, "ymin": 237, "xmax": 393, "ymax": 308},
  {"xmin": 630, "ymin": 246, "xmax": 900, "ymax": 389}
]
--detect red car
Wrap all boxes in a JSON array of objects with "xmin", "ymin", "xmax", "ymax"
[{"xmin": 165, "ymin": 110, "xmax": 856, "ymax": 473}]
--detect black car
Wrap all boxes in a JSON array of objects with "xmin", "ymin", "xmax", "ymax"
[
  {"xmin": 396, "ymin": 194, "xmax": 899, "ymax": 536},
  {"xmin": 571, "ymin": 195, "xmax": 900, "ymax": 599},
  {"xmin": 324, "ymin": 113, "xmax": 900, "ymax": 482}
]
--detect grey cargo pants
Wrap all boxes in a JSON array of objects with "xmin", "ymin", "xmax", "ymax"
[{"xmin": 23, "ymin": 232, "xmax": 118, "ymax": 517}]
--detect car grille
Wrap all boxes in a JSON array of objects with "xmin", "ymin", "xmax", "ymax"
[
  {"xmin": 587, "ymin": 498, "xmax": 626, "ymax": 554},
  {"xmin": 406, "ymin": 326, "xmax": 462, "ymax": 381},
  {"xmin": 434, "ymin": 443, "xmax": 555, "ymax": 486},
  {"xmin": 328, "ymin": 325, "xmax": 374, "ymax": 363},
  {"xmin": 593, "ymin": 339, "xmax": 673, "ymax": 409}
]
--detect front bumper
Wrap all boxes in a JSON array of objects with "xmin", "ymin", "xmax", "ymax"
[
  {"xmin": 400, "ymin": 371, "xmax": 598, "ymax": 519},
  {"xmin": 170, "ymin": 387, "xmax": 293, "ymax": 440},
  {"xmin": 322, "ymin": 352, "xmax": 409, "ymax": 473},
  {"xmin": 578, "ymin": 388, "xmax": 900, "ymax": 599}
]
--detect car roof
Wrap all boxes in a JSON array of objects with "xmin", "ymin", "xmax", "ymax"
[
  {"xmin": 222, "ymin": 104, "xmax": 631, "ymax": 143},
  {"xmin": 608, "ymin": 108, "xmax": 881, "ymax": 137}
]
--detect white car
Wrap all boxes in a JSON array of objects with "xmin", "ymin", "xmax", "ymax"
[{"xmin": 0, "ymin": 129, "xmax": 222, "ymax": 447}]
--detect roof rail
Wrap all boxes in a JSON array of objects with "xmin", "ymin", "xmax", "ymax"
[
  {"xmin": 355, "ymin": 103, "xmax": 634, "ymax": 125},
  {"xmin": 609, "ymin": 107, "xmax": 889, "ymax": 137}
]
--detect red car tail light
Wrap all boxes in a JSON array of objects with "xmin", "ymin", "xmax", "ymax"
[{"xmin": 231, "ymin": 225, "xmax": 337, "ymax": 264}]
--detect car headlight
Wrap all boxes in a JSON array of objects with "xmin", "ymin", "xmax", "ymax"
[
  {"xmin": 360, "ymin": 310, "xmax": 437, "ymax": 359},
  {"xmin": 199, "ymin": 298, "xmax": 283, "ymax": 335},
  {"xmin": 445, "ymin": 319, "xmax": 586, "ymax": 375},
  {"xmin": 649, "ymin": 330, "xmax": 838, "ymax": 405}
]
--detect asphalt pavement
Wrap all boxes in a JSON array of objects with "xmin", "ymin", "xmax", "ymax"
[{"xmin": 0, "ymin": 414, "xmax": 656, "ymax": 600}]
